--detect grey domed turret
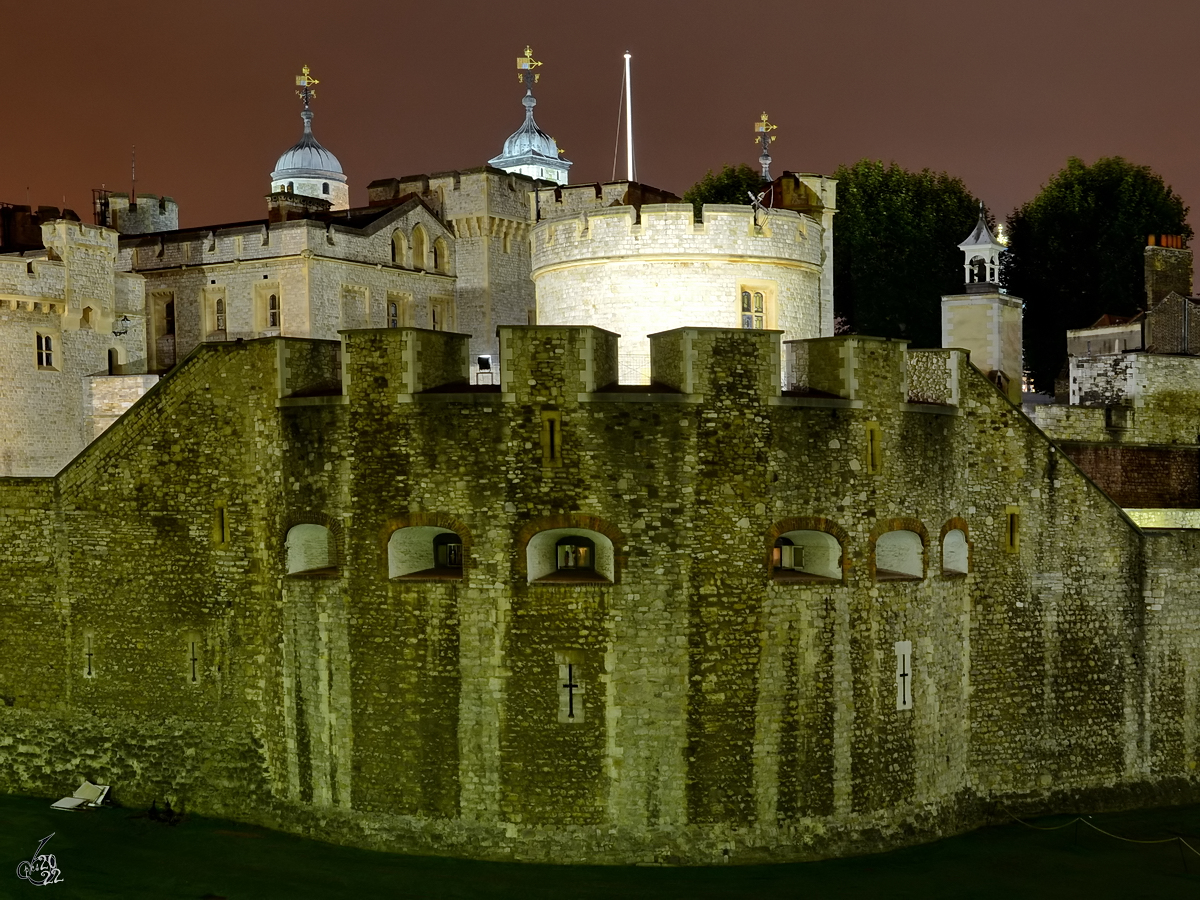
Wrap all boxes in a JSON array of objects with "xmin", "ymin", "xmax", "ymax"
[
  {"xmin": 488, "ymin": 47, "xmax": 571, "ymax": 185},
  {"xmin": 270, "ymin": 66, "xmax": 349, "ymax": 210}
]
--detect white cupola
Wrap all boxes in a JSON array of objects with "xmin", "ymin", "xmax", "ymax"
[
  {"xmin": 270, "ymin": 66, "xmax": 349, "ymax": 211},
  {"xmin": 488, "ymin": 47, "xmax": 571, "ymax": 185},
  {"xmin": 958, "ymin": 204, "xmax": 1006, "ymax": 287}
]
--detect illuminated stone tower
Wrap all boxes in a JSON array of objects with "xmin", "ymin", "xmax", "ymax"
[{"xmin": 941, "ymin": 207, "xmax": 1024, "ymax": 402}]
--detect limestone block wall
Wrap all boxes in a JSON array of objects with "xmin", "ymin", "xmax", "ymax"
[
  {"xmin": 1033, "ymin": 354, "xmax": 1200, "ymax": 446},
  {"xmin": 123, "ymin": 203, "xmax": 456, "ymax": 364},
  {"xmin": 83, "ymin": 374, "xmax": 160, "ymax": 441},
  {"xmin": 3, "ymin": 328, "xmax": 1200, "ymax": 865},
  {"xmin": 0, "ymin": 222, "xmax": 149, "ymax": 476},
  {"xmin": 532, "ymin": 204, "xmax": 826, "ymax": 382},
  {"xmin": 387, "ymin": 169, "xmax": 538, "ymax": 367}
]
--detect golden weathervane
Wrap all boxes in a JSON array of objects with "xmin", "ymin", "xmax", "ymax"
[
  {"xmin": 754, "ymin": 112, "xmax": 777, "ymax": 144},
  {"xmin": 517, "ymin": 46, "xmax": 542, "ymax": 86},
  {"xmin": 295, "ymin": 65, "xmax": 319, "ymax": 106}
]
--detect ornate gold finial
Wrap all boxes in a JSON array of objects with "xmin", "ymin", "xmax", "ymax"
[
  {"xmin": 755, "ymin": 113, "xmax": 778, "ymax": 181},
  {"xmin": 295, "ymin": 65, "xmax": 319, "ymax": 107},
  {"xmin": 517, "ymin": 46, "xmax": 542, "ymax": 86},
  {"xmin": 754, "ymin": 112, "xmax": 777, "ymax": 142}
]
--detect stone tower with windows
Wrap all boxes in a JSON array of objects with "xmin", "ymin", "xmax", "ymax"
[{"xmin": 941, "ymin": 209, "xmax": 1024, "ymax": 402}]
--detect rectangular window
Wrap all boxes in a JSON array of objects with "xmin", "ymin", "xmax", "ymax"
[
  {"xmin": 213, "ymin": 505, "xmax": 230, "ymax": 546},
  {"xmin": 541, "ymin": 410, "xmax": 562, "ymax": 467},
  {"xmin": 1005, "ymin": 506, "xmax": 1020, "ymax": 553},
  {"xmin": 36, "ymin": 333, "xmax": 54, "ymax": 369},
  {"xmin": 185, "ymin": 632, "xmax": 202, "ymax": 685},
  {"xmin": 865, "ymin": 421, "xmax": 883, "ymax": 474},
  {"xmin": 83, "ymin": 632, "xmax": 96, "ymax": 679},
  {"xmin": 739, "ymin": 286, "xmax": 772, "ymax": 329},
  {"xmin": 430, "ymin": 296, "xmax": 455, "ymax": 332},
  {"xmin": 894, "ymin": 641, "xmax": 913, "ymax": 711}
]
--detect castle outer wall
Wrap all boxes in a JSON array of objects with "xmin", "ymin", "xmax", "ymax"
[{"xmin": 0, "ymin": 327, "xmax": 1197, "ymax": 864}]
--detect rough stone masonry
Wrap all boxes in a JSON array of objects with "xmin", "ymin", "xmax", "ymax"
[{"xmin": 0, "ymin": 325, "xmax": 1198, "ymax": 865}]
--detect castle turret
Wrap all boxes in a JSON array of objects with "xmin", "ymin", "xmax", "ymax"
[
  {"xmin": 941, "ymin": 208, "xmax": 1024, "ymax": 402},
  {"xmin": 270, "ymin": 65, "xmax": 349, "ymax": 211},
  {"xmin": 531, "ymin": 184, "xmax": 833, "ymax": 383},
  {"xmin": 488, "ymin": 46, "xmax": 571, "ymax": 185}
]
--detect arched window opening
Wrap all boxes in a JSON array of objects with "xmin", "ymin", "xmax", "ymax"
[
  {"xmin": 875, "ymin": 530, "xmax": 924, "ymax": 582},
  {"xmin": 411, "ymin": 226, "xmax": 427, "ymax": 271},
  {"xmin": 215, "ymin": 297, "xmax": 226, "ymax": 332},
  {"xmin": 969, "ymin": 256, "xmax": 987, "ymax": 283},
  {"xmin": 287, "ymin": 182, "xmax": 294, "ymax": 193},
  {"xmin": 772, "ymin": 530, "xmax": 842, "ymax": 582},
  {"xmin": 107, "ymin": 347, "xmax": 119, "ymax": 375},
  {"xmin": 391, "ymin": 230, "xmax": 405, "ymax": 266},
  {"xmin": 740, "ymin": 289, "xmax": 767, "ymax": 329},
  {"xmin": 268, "ymin": 294, "xmax": 280, "ymax": 328},
  {"xmin": 527, "ymin": 528, "xmax": 614, "ymax": 584},
  {"xmin": 286, "ymin": 524, "xmax": 335, "ymax": 575},
  {"xmin": 387, "ymin": 301, "xmax": 398, "ymax": 328},
  {"xmin": 322, "ymin": 182, "xmax": 330, "ymax": 195},
  {"xmin": 433, "ymin": 238, "xmax": 448, "ymax": 274},
  {"xmin": 943, "ymin": 528, "xmax": 969, "ymax": 576},
  {"xmin": 388, "ymin": 526, "xmax": 463, "ymax": 580}
]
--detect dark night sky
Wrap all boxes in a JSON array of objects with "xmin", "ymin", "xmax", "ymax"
[{"xmin": 3, "ymin": 0, "xmax": 1197, "ymax": 231}]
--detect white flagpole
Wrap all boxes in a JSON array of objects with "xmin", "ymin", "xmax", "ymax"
[{"xmin": 624, "ymin": 52, "xmax": 634, "ymax": 182}]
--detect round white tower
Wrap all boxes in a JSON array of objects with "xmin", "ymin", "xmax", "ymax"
[
  {"xmin": 270, "ymin": 65, "xmax": 349, "ymax": 211},
  {"xmin": 531, "ymin": 189, "xmax": 833, "ymax": 383}
]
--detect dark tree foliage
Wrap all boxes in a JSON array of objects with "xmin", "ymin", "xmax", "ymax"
[
  {"xmin": 1002, "ymin": 156, "xmax": 1192, "ymax": 392},
  {"xmin": 683, "ymin": 164, "xmax": 765, "ymax": 215},
  {"xmin": 833, "ymin": 160, "xmax": 982, "ymax": 348}
]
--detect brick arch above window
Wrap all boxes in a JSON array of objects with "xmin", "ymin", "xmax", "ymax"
[
  {"xmin": 514, "ymin": 513, "xmax": 626, "ymax": 584},
  {"xmin": 765, "ymin": 516, "xmax": 850, "ymax": 583}
]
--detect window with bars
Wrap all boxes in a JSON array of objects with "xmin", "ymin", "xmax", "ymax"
[
  {"xmin": 268, "ymin": 294, "xmax": 280, "ymax": 328},
  {"xmin": 215, "ymin": 297, "xmax": 226, "ymax": 332},
  {"xmin": 387, "ymin": 301, "xmax": 399, "ymax": 328}
]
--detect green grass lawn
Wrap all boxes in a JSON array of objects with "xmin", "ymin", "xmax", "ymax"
[{"xmin": 2, "ymin": 794, "xmax": 1200, "ymax": 899}]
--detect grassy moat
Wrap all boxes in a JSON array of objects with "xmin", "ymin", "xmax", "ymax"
[{"xmin": 2, "ymin": 794, "xmax": 1200, "ymax": 898}]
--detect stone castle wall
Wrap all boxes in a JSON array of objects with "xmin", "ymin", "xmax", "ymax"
[
  {"xmin": 376, "ymin": 168, "xmax": 539, "ymax": 367},
  {"xmin": 0, "ymin": 222, "xmax": 148, "ymax": 476},
  {"xmin": 532, "ymin": 204, "xmax": 827, "ymax": 382},
  {"xmin": 122, "ymin": 203, "xmax": 458, "ymax": 365},
  {"xmin": 0, "ymin": 327, "xmax": 1199, "ymax": 863}
]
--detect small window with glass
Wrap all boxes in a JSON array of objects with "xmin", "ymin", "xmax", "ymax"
[
  {"xmin": 36, "ymin": 333, "xmax": 55, "ymax": 369},
  {"xmin": 741, "ymin": 290, "xmax": 765, "ymax": 329}
]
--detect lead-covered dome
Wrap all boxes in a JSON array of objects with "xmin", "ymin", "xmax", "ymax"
[
  {"xmin": 489, "ymin": 93, "xmax": 572, "ymax": 185},
  {"xmin": 270, "ymin": 106, "xmax": 349, "ymax": 211},
  {"xmin": 272, "ymin": 110, "xmax": 345, "ymax": 182}
]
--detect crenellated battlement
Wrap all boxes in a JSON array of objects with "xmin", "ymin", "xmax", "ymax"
[
  {"xmin": 334, "ymin": 326, "xmax": 962, "ymax": 409},
  {"xmin": 531, "ymin": 203, "xmax": 820, "ymax": 271}
]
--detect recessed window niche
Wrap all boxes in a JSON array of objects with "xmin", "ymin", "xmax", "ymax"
[
  {"xmin": 875, "ymin": 530, "xmax": 924, "ymax": 582},
  {"xmin": 772, "ymin": 530, "xmax": 843, "ymax": 582},
  {"xmin": 527, "ymin": 528, "xmax": 613, "ymax": 585},
  {"xmin": 388, "ymin": 526, "xmax": 464, "ymax": 581}
]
